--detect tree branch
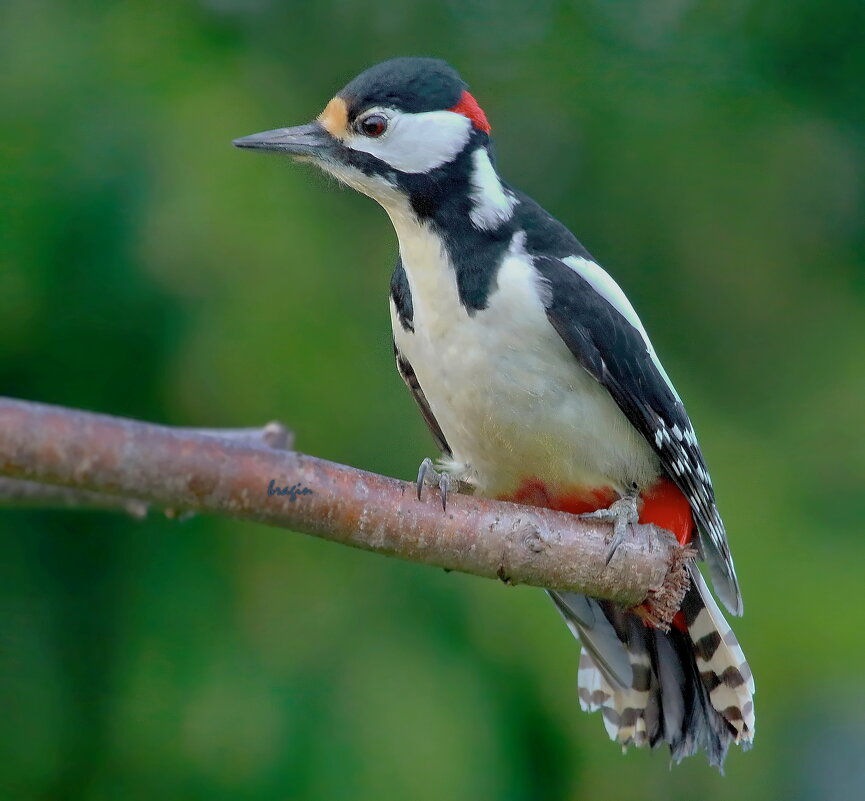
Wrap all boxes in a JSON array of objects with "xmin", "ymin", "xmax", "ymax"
[
  {"xmin": 0, "ymin": 397, "xmax": 692, "ymax": 623},
  {"xmin": 0, "ymin": 423, "xmax": 294, "ymax": 517}
]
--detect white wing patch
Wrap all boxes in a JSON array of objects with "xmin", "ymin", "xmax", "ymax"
[{"xmin": 562, "ymin": 255, "xmax": 681, "ymax": 402}]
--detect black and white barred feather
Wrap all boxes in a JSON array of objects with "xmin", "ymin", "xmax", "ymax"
[{"xmin": 550, "ymin": 565, "xmax": 754, "ymax": 769}]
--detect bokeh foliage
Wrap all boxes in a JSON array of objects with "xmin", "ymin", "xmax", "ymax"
[{"xmin": 2, "ymin": 1, "xmax": 864, "ymax": 799}]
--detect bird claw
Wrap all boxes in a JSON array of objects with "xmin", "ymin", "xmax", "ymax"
[
  {"xmin": 577, "ymin": 491, "xmax": 640, "ymax": 565},
  {"xmin": 416, "ymin": 457, "xmax": 451, "ymax": 511},
  {"xmin": 416, "ymin": 457, "xmax": 433, "ymax": 501},
  {"xmin": 604, "ymin": 517, "xmax": 630, "ymax": 565}
]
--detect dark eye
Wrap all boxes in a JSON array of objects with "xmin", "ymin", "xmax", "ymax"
[{"xmin": 358, "ymin": 114, "xmax": 388, "ymax": 137}]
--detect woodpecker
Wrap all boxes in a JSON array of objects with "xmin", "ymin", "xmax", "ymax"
[{"xmin": 234, "ymin": 57, "xmax": 754, "ymax": 768}]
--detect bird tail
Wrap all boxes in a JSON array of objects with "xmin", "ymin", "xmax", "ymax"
[{"xmin": 549, "ymin": 564, "xmax": 755, "ymax": 769}]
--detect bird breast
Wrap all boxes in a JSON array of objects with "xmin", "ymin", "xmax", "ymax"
[{"xmin": 388, "ymin": 217, "xmax": 659, "ymax": 497}]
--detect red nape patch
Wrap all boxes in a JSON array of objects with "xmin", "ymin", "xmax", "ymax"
[
  {"xmin": 638, "ymin": 477, "xmax": 694, "ymax": 547},
  {"xmin": 448, "ymin": 90, "xmax": 491, "ymax": 133}
]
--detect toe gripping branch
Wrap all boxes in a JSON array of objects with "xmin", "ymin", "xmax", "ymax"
[
  {"xmin": 413, "ymin": 464, "xmax": 695, "ymax": 629},
  {"xmin": 577, "ymin": 491, "xmax": 640, "ymax": 566},
  {"xmin": 416, "ymin": 457, "xmax": 452, "ymax": 511}
]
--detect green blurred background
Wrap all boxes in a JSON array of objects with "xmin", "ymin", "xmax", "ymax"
[{"xmin": 2, "ymin": 1, "xmax": 864, "ymax": 799}]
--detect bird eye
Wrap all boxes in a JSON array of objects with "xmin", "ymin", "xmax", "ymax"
[{"xmin": 358, "ymin": 114, "xmax": 388, "ymax": 138}]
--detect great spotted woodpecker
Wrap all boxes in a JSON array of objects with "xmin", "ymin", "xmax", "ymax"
[{"xmin": 234, "ymin": 57, "xmax": 754, "ymax": 768}]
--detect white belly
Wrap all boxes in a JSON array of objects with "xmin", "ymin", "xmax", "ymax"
[{"xmin": 389, "ymin": 218, "xmax": 659, "ymax": 497}]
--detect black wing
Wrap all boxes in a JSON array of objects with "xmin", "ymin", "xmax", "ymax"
[
  {"xmin": 534, "ymin": 255, "xmax": 742, "ymax": 615},
  {"xmin": 393, "ymin": 343, "xmax": 451, "ymax": 457}
]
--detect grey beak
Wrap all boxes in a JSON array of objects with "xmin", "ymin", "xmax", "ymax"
[{"xmin": 232, "ymin": 122, "xmax": 334, "ymax": 156}]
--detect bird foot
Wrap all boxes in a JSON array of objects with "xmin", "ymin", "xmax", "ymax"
[
  {"xmin": 578, "ymin": 490, "xmax": 640, "ymax": 565},
  {"xmin": 416, "ymin": 458, "xmax": 470, "ymax": 511}
]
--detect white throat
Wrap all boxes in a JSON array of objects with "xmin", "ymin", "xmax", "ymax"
[{"xmin": 385, "ymin": 202, "xmax": 464, "ymax": 339}]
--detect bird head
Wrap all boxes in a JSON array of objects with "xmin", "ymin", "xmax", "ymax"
[{"xmin": 233, "ymin": 57, "xmax": 493, "ymax": 213}]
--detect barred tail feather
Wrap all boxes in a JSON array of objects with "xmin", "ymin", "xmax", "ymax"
[
  {"xmin": 682, "ymin": 563, "xmax": 755, "ymax": 743},
  {"xmin": 550, "ymin": 573, "xmax": 755, "ymax": 770}
]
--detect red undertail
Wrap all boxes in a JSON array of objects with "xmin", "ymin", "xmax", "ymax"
[{"xmin": 498, "ymin": 476, "xmax": 694, "ymax": 631}]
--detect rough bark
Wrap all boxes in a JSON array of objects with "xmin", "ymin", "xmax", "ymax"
[{"xmin": 0, "ymin": 397, "xmax": 692, "ymax": 620}]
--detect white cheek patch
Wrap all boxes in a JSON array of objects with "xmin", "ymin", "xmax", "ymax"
[{"xmin": 347, "ymin": 109, "xmax": 472, "ymax": 174}]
